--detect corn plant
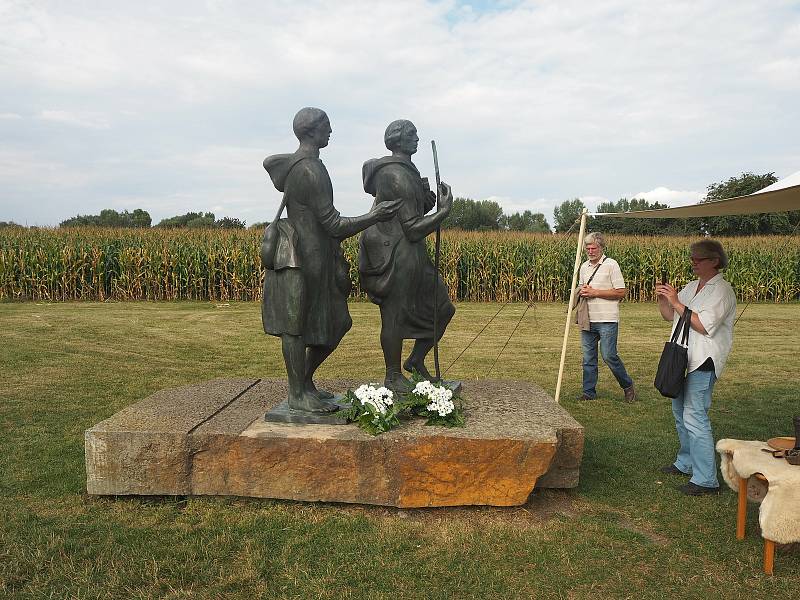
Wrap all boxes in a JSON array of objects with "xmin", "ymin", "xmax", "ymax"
[{"xmin": 1, "ymin": 228, "xmax": 798, "ymax": 303}]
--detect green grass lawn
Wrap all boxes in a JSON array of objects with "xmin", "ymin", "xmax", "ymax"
[{"xmin": 1, "ymin": 300, "xmax": 798, "ymax": 599}]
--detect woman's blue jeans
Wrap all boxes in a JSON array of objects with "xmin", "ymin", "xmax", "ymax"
[
  {"xmin": 580, "ymin": 322, "xmax": 633, "ymax": 398},
  {"xmin": 671, "ymin": 369, "xmax": 719, "ymax": 488}
]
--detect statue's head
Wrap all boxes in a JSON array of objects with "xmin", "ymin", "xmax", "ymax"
[
  {"xmin": 384, "ymin": 119, "xmax": 418, "ymax": 155},
  {"xmin": 293, "ymin": 107, "xmax": 331, "ymax": 148}
]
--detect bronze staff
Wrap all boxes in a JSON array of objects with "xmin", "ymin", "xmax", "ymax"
[{"xmin": 431, "ymin": 140, "xmax": 442, "ymax": 380}]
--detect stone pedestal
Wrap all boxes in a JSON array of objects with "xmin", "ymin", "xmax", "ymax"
[{"xmin": 85, "ymin": 378, "xmax": 583, "ymax": 507}]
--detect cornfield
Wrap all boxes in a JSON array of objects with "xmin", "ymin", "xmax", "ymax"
[{"xmin": 1, "ymin": 227, "xmax": 798, "ymax": 303}]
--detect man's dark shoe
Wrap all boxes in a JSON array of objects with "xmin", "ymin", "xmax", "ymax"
[
  {"xmin": 678, "ymin": 482, "xmax": 721, "ymax": 496},
  {"xmin": 623, "ymin": 383, "xmax": 637, "ymax": 402},
  {"xmin": 660, "ymin": 464, "xmax": 690, "ymax": 476},
  {"xmin": 575, "ymin": 394, "xmax": 596, "ymax": 401}
]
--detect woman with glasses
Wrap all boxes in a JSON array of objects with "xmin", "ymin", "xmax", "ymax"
[{"xmin": 655, "ymin": 239, "xmax": 736, "ymax": 496}]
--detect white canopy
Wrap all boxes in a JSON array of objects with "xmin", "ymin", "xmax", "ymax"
[{"xmin": 591, "ymin": 170, "xmax": 800, "ymax": 218}]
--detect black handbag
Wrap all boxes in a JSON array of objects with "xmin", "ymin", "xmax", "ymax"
[{"xmin": 654, "ymin": 308, "xmax": 693, "ymax": 398}]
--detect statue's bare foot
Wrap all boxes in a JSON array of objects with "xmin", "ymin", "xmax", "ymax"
[
  {"xmin": 385, "ymin": 372, "xmax": 412, "ymax": 394},
  {"xmin": 288, "ymin": 392, "xmax": 339, "ymax": 413},
  {"xmin": 403, "ymin": 359, "xmax": 438, "ymax": 382},
  {"xmin": 305, "ymin": 382, "xmax": 334, "ymax": 399}
]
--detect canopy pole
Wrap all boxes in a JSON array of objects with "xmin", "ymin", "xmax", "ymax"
[{"xmin": 554, "ymin": 209, "xmax": 588, "ymax": 403}]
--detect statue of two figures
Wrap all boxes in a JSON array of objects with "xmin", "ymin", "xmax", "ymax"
[{"xmin": 261, "ymin": 107, "xmax": 456, "ymax": 418}]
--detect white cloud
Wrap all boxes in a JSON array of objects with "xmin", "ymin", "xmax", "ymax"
[
  {"xmin": 0, "ymin": 150, "xmax": 95, "ymax": 188},
  {"xmin": 0, "ymin": 1, "xmax": 799, "ymax": 226},
  {"xmin": 579, "ymin": 196, "xmax": 611, "ymax": 214},
  {"xmin": 632, "ymin": 187, "xmax": 705, "ymax": 207},
  {"xmin": 759, "ymin": 57, "xmax": 800, "ymax": 90},
  {"xmin": 37, "ymin": 110, "xmax": 111, "ymax": 129},
  {"xmin": 488, "ymin": 195, "xmax": 561, "ymax": 220}
]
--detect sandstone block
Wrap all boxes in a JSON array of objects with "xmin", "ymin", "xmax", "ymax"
[{"xmin": 85, "ymin": 378, "xmax": 583, "ymax": 507}]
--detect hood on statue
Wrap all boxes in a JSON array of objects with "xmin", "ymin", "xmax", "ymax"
[
  {"xmin": 263, "ymin": 152, "xmax": 312, "ymax": 192},
  {"xmin": 362, "ymin": 156, "xmax": 420, "ymax": 196}
]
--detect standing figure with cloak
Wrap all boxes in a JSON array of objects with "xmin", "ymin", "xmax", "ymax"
[
  {"xmin": 358, "ymin": 119, "xmax": 455, "ymax": 392},
  {"xmin": 261, "ymin": 107, "xmax": 400, "ymax": 413}
]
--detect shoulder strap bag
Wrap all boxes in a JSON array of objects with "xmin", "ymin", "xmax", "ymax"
[
  {"xmin": 654, "ymin": 307, "xmax": 693, "ymax": 398},
  {"xmin": 261, "ymin": 157, "xmax": 310, "ymax": 270},
  {"xmin": 573, "ymin": 259, "xmax": 604, "ymax": 331}
]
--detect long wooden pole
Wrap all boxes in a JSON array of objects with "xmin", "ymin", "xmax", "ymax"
[
  {"xmin": 554, "ymin": 209, "xmax": 588, "ymax": 403},
  {"xmin": 431, "ymin": 140, "xmax": 442, "ymax": 380}
]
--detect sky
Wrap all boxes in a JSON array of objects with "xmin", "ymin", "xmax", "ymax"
[{"xmin": 1, "ymin": 0, "xmax": 799, "ymax": 227}]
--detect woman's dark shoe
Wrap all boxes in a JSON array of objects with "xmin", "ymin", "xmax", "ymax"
[
  {"xmin": 678, "ymin": 482, "xmax": 721, "ymax": 496},
  {"xmin": 660, "ymin": 464, "xmax": 690, "ymax": 476}
]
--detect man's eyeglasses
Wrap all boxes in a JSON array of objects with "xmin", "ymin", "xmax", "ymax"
[{"xmin": 690, "ymin": 256, "xmax": 711, "ymax": 263}]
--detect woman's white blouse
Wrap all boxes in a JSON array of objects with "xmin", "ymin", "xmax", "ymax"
[{"xmin": 673, "ymin": 273, "xmax": 737, "ymax": 378}]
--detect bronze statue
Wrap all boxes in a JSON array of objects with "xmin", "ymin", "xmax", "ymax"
[
  {"xmin": 359, "ymin": 119, "xmax": 455, "ymax": 392},
  {"xmin": 261, "ymin": 108, "xmax": 400, "ymax": 413}
]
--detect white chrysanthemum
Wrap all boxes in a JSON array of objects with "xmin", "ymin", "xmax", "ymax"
[
  {"xmin": 427, "ymin": 397, "xmax": 455, "ymax": 417},
  {"xmin": 354, "ymin": 383, "xmax": 393, "ymax": 415},
  {"xmin": 375, "ymin": 386, "xmax": 393, "ymax": 405},
  {"xmin": 414, "ymin": 380, "xmax": 452, "ymax": 406},
  {"xmin": 354, "ymin": 384, "xmax": 373, "ymax": 400}
]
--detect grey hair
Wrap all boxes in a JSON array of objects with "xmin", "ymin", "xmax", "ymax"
[
  {"xmin": 384, "ymin": 119, "xmax": 414, "ymax": 151},
  {"xmin": 583, "ymin": 232, "xmax": 606, "ymax": 248},
  {"xmin": 292, "ymin": 107, "xmax": 328, "ymax": 141},
  {"xmin": 690, "ymin": 239, "xmax": 729, "ymax": 270}
]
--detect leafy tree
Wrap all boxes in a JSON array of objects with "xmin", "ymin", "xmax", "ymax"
[
  {"xmin": 98, "ymin": 209, "xmax": 123, "ymax": 227},
  {"xmin": 0, "ymin": 221, "xmax": 23, "ymax": 229},
  {"xmin": 475, "ymin": 199, "xmax": 504, "ymax": 231},
  {"xmin": 590, "ymin": 198, "xmax": 695, "ymax": 236},
  {"xmin": 706, "ymin": 172, "xmax": 777, "ymax": 201},
  {"xmin": 503, "ymin": 210, "xmax": 550, "ymax": 232},
  {"xmin": 443, "ymin": 197, "xmax": 504, "ymax": 230},
  {"xmin": 216, "ymin": 217, "xmax": 246, "ymax": 229},
  {"xmin": 60, "ymin": 214, "xmax": 94, "ymax": 227},
  {"xmin": 60, "ymin": 209, "xmax": 151, "ymax": 228},
  {"xmin": 701, "ymin": 172, "xmax": 798, "ymax": 236},
  {"xmin": 187, "ymin": 214, "xmax": 215, "ymax": 228},
  {"xmin": 552, "ymin": 198, "xmax": 585, "ymax": 233},
  {"xmin": 249, "ymin": 221, "xmax": 269, "ymax": 230},
  {"xmin": 157, "ymin": 212, "xmax": 215, "ymax": 228},
  {"xmin": 129, "ymin": 209, "xmax": 152, "ymax": 228}
]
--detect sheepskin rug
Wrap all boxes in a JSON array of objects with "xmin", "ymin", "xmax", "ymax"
[{"xmin": 717, "ymin": 438, "xmax": 800, "ymax": 545}]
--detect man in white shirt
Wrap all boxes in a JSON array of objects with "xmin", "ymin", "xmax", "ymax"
[{"xmin": 577, "ymin": 232, "xmax": 636, "ymax": 402}]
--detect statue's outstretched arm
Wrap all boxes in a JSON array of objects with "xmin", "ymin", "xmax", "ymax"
[{"xmin": 314, "ymin": 174, "xmax": 400, "ymax": 239}]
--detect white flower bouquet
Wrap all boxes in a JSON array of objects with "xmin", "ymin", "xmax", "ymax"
[
  {"xmin": 405, "ymin": 378, "xmax": 465, "ymax": 428},
  {"xmin": 341, "ymin": 384, "xmax": 399, "ymax": 435},
  {"xmin": 343, "ymin": 377, "xmax": 465, "ymax": 435}
]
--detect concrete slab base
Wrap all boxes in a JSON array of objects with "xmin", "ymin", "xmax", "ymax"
[{"xmin": 85, "ymin": 378, "xmax": 584, "ymax": 507}]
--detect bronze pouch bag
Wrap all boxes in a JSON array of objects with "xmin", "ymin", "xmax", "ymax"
[{"xmin": 260, "ymin": 220, "xmax": 280, "ymax": 270}]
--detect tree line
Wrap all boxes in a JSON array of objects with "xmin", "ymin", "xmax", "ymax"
[
  {"xmin": 57, "ymin": 210, "xmax": 247, "ymax": 229},
  {"xmin": 50, "ymin": 203, "xmax": 550, "ymax": 232},
  {"xmin": 19, "ymin": 170, "xmax": 796, "ymax": 235},
  {"xmin": 445, "ymin": 171, "xmax": 798, "ymax": 235}
]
